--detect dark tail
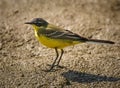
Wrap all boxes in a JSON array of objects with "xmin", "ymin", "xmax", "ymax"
[{"xmin": 87, "ymin": 39, "xmax": 115, "ymax": 44}]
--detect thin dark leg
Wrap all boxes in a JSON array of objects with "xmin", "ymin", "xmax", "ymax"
[
  {"xmin": 56, "ymin": 49, "xmax": 64, "ymax": 66},
  {"xmin": 48, "ymin": 48, "xmax": 59, "ymax": 71}
]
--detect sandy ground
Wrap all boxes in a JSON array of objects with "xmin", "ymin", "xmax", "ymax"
[{"xmin": 0, "ymin": 0, "xmax": 120, "ymax": 88}]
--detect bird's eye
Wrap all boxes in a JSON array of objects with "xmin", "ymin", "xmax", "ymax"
[
  {"xmin": 36, "ymin": 23, "xmax": 41, "ymax": 26},
  {"xmin": 38, "ymin": 21, "xmax": 42, "ymax": 24},
  {"xmin": 34, "ymin": 21, "xmax": 43, "ymax": 26}
]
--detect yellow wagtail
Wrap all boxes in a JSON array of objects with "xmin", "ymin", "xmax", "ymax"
[{"xmin": 25, "ymin": 18, "xmax": 115, "ymax": 71}]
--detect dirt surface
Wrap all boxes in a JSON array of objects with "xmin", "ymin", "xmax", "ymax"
[{"xmin": 0, "ymin": 0, "xmax": 120, "ymax": 88}]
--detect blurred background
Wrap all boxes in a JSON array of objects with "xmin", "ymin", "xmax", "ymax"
[{"xmin": 0, "ymin": 0, "xmax": 120, "ymax": 88}]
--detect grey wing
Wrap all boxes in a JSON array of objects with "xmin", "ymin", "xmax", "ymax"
[{"xmin": 40, "ymin": 29, "xmax": 88, "ymax": 41}]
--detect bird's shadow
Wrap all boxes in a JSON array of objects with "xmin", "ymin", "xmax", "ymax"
[{"xmin": 61, "ymin": 70, "xmax": 120, "ymax": 83}]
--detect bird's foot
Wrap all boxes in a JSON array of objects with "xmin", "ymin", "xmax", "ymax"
[
  {"xmin": 42, "ymin": 64, "xmax": 66, "ymax": 72},
  {"xmin": 47, "ymin": 64, "xmax": 65, "ymax": 69}
]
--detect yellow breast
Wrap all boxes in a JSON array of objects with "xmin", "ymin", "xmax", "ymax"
[{"xmin": 35, "ymin": 31, "xmax": 79, "ymax": 49}]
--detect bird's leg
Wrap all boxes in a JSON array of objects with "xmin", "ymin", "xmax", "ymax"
[
  {"xmin": 48, "ymin": 48, "xmax": 59, "ymax": 71},
  {"xmin": 56, "ymin": 49, "xmax": 64, "ymax": 68}
]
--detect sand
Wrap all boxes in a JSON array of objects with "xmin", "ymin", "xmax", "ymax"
[{"xmin": 0, "ymin": 0, "xmax": 120, "ymax": 88}]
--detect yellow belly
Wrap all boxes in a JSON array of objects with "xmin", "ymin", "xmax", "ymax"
[{"xmin": 36, "ymin": 35, "xmax": 80, "ymax": 49}]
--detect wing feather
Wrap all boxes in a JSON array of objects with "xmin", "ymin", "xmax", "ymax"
[{"xmin": 38, "ymin": 24, "xmax": 88, "ymax": 42}]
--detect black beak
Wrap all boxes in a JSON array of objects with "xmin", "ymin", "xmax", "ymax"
[{"xmin": 24, "ymin": 22, "xmax": 34, "ymax": 24}]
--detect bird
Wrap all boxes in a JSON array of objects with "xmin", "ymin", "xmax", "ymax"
[{"xmin": 25, "ymin": 18, "xmax": 115, "ymax": 71}]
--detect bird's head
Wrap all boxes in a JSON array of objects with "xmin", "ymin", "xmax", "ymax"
[{"xmin": 25, "ymin": 18, "xmax": 48, "ymax": 27}]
